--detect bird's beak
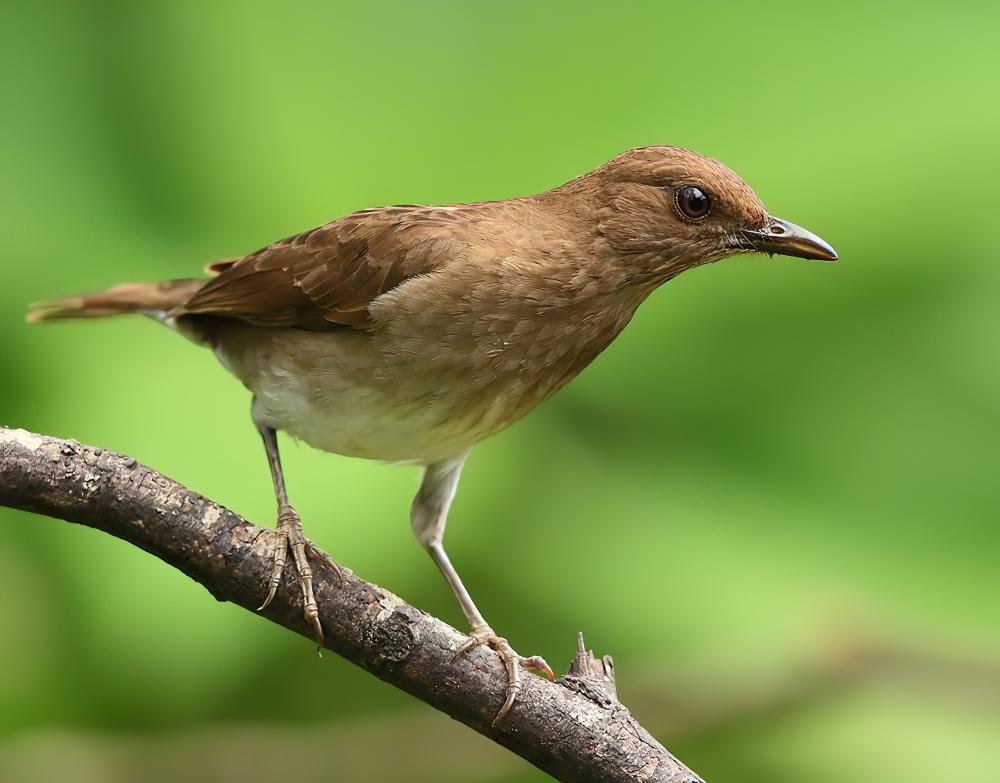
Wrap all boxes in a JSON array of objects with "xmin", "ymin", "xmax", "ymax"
[{"xmin": 737, "ymin": 216, "xmax": 838, "ymax": 261}]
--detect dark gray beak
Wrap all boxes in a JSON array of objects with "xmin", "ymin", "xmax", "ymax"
[{"xmin": 737, "ymin": 216, "xmax": 838, "ymax": 261}]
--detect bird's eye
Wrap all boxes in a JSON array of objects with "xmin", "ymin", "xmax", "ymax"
[{"xmin": 674, "ymin": 186, "xmax": 711, "ymax": 220}]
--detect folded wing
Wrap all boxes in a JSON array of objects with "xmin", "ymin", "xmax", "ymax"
[{"xmin": 182, "ymin": 205, "xmax": 479, "ymax": 330}]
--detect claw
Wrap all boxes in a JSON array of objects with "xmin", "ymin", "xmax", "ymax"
[
  {"xmin": 521, "ymin": 655, "xmax": 555, "ymax": 680},
  {"xmin": 307, "ymin": 608, "xmax": 324, "ymax": 649},
  {"xmin": 256, "ymin": 590, "xmax": 276, "ymax": 613}
]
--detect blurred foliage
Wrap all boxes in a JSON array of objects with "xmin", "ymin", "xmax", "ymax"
[{"xmin": 1, "ymin": 1, "xmax": 998, "ymax": 781}]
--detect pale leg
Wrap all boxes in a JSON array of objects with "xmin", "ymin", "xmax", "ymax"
[
  {"xmin": 411, "ymin": 451, "xmax": 553, "ymax": 723},
  {"xmin": 255, "ymin": 408, "xmax": 339, "ymax": 644}
]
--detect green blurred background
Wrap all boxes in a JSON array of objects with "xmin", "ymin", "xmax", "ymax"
[{"xmin": 2, "ymin": 1, "xmax": 998, "ymax": 781}]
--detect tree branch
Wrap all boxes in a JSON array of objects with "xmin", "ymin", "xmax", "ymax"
[{"xmin": 0, "ymin": 426, "xmax": 702, "ymax": 783}]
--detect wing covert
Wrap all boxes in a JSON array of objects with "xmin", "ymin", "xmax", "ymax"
[{"xmin": 181, "ymin": 205, "xmax": 473, "ymax": 330}]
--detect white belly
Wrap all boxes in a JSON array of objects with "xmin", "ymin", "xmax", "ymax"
[
  {"xmin": 250, "ymin": 375, "xmax": 485, "ymax": 463},
  {"xmin": 210, "ymin": 325, "xmax": 510, "ymax": 464}
]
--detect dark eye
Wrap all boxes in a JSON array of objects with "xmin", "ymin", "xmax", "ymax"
[{"xmin": 675, "ymin": 185, "xmax": 711, "ymax": 220}]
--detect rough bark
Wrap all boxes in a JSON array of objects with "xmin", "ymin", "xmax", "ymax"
[{"xmin": 0, "ymin": 426, "xmax": 702, "ymax": 783}]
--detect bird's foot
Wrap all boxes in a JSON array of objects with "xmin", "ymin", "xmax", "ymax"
[
  {"xmin": 258, "ymin": 503, "xmax": 341, "ymax": 645},
  {"xmin": 454, "ymin": 624, "xmax": 554, "ymax": 725}
]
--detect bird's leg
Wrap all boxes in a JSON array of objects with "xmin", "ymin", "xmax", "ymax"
[
  {"xmin": 255, "ymin": 417, "xmax": 339, "ymax": 645},
  {"xmin": 411, "ymin": 452, "xmax": 554, "ymax": 724}
]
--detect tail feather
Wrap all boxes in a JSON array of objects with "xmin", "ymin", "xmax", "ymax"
[{"xmin": 27, "ymin": 279, "xmax": 206, "ymax": 323}]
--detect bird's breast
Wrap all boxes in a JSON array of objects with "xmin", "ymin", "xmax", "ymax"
[{"xmin": 208, "ymin": 282, "xmax": 642, "ymax": 463}]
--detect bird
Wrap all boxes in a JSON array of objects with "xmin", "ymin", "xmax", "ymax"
[{"xmin": 27, "ymin": 145, "xmax": 837, "ymax": 722}]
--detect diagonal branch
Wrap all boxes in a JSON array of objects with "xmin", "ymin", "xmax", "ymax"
[{"xmin": 0, "ymin": 426, "xmax": 702, "ymax": 783}]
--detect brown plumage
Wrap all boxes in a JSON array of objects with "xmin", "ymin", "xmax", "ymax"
[{"xmin": 28, "ymin": 145, "xmax": 836, "ymax": 722}]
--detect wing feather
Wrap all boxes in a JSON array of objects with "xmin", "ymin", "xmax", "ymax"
[{"xmin": 180, "ymin": 206, "xmax": 477, "ymax": 330}]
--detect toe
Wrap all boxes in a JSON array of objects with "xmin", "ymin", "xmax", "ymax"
[
  {"xmin": 453, "ymin": 635, "xmax": 478, "ymax": 661},
  {"xmin": 257, "ymin": 531, "xmax": 289, "ymax": 612},
  {"xmin": 494, "ymin": 664, "xmax": 520, "ymax": 724},
  {"xmin": 305, "ymin": 540, "xmax": 341, "ymax": 578}
]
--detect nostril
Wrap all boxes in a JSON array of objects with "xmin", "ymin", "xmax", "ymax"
[{"xmin": 770, "ymin": 224, "xmax": 785, "ymax": 235}]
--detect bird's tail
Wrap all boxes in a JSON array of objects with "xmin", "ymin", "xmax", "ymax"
[{"xmin": 26, "ymin": 279, "xmax": 206, "ymax": 323}]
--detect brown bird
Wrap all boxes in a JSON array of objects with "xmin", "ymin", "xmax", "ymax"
[{"xmin": 28, "ymin": 145, "xmax": 836, "ymax": 722}]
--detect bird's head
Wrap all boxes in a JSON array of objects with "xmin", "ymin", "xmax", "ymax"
[{"xmin": 563, "ymin": 146, "xmax": 836, "ymax": 283}]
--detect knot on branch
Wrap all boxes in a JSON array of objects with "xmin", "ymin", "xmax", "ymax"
[
  {"xmin": 558, "ymin": 632, "xmax": 619, "ymax": 708},
  {"xmin": 362, "ymin": 596, "xmax": 421, "ymax": 669}
]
